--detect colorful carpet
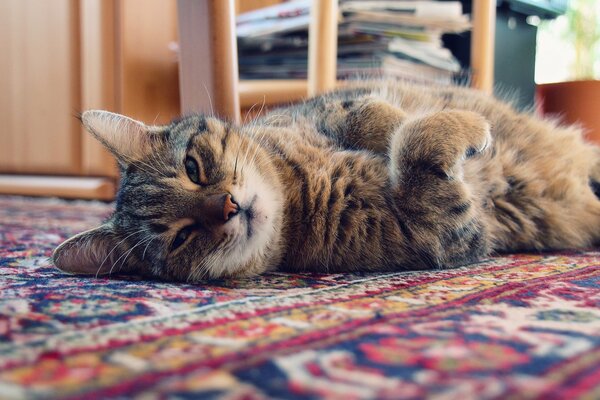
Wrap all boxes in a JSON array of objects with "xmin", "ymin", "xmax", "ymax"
[{"xmin": 1, "ymin": 195, "xmax": 600, "ymax": 399}]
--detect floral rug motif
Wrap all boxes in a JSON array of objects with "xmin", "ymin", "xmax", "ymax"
[{"xmin": 1, "ymin": 195, "xmax": 599, "ymax": 399}]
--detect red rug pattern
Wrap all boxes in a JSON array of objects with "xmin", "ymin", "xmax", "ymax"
[{"xmin": 1, "ymin": 196, "xmax": 599, "ymax": 399}]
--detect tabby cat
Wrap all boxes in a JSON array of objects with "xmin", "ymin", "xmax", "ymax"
[{"xmin": 53, "ymin": 81, "xmax": 600, "ymax": 282}]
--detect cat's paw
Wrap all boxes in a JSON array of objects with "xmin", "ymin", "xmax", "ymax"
[
  {"xmin": 432, "ymin": 110, "xmax": 492, "ymax": 176},
  {"xmin": 389, "ymin": 110, "xmax": 492, "ymax": 181},
  {"xmin": 337, "ymin": 97, "xmax": 407, "ymax": 154},
  {"xmin": 419, "ymin": 109, "xmax": 491, "ymax": 158},
  {"xmin": 422, "ymin": 110, "xmax": 491, "ymax": 165},
  {"xmin": 455, "ymin": 111, "xmax": 492, "ymax": 160}
]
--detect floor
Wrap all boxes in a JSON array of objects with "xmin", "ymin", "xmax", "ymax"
[{"xmin": 1, "ymin": 195, "xmax": 599, "ymax": 399}]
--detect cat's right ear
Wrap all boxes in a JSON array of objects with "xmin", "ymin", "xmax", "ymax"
[
  {"xmin": 81, "ymin": 110, "xmax": 154, "ymax": 163},
  {"xmin": 53, "ymin": 224, "xmax": 131, "ymax": 277}
]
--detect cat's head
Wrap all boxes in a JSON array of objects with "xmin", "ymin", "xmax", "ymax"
[{"xmin": 53, "ymin": 111, "xmax": 285, "ymax": 281}]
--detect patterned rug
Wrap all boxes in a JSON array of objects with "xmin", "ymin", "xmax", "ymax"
[{"xmin": 1, "ymin": 195, "xmax": 600, "ymax": 399}]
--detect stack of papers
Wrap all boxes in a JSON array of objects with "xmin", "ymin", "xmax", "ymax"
[{"xmin": 237, "ymin": 0, "xmax": 470, "ymax": 84}]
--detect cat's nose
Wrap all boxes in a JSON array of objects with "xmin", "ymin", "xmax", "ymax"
[
  {"xmin": 201, "ymin": 193, "xmax": 239, "ymax": 224},
  {"xmin": 223, "ymin": 194, "xmax": 239, "ymax": 221}
]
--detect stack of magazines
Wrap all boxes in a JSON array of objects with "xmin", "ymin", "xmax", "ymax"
[{"xmin": 237, "ymin": 0, "xmax": 470, "ymax": 85}]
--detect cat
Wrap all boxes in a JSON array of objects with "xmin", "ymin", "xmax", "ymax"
[{"xmin": 53, "ymin": 81, "xmax": 600, "ymax": 282}]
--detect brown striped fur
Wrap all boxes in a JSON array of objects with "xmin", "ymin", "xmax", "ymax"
[{"xmin": 53, "ymin": 81, "xmax": 600, "ymax": 281}]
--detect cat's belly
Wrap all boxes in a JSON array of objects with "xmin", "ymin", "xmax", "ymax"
[{"xmin": 278, "ymin": 151, "xmax": 408, "ymax": 272}]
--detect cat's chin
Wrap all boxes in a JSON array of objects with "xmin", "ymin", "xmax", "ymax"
[{"xmin": 214, "ymin": 166, "xmax": 283, "ymax": 278}]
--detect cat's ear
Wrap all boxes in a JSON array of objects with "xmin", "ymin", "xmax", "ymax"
[
  {"xmin": 53, "ymin": 224, "xmax": 133, "ymax": 276},
  {"xmin": 81, "ymin": 110, "xmax": 156, "ymax": 162}
]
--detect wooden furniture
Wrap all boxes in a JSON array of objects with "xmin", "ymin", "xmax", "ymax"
[
  {"xmin": 177, "ymin": 0, "xmax": 240, "ymax": 121},
  {"xmin": 470, "ymin": 0, "xmax": 496, "ymax": 95},
  {"xmin": 307, "ymin": 0, "xmax": 338, "ymax": 97},
  {"xmin": 0, "ymin": 0, "xmax": 82, "ymax": 177},
  {"xmin": 177, "ymin": 0, "xmax": 496, "ymax": 121},
  {"xmin": 0, "ymin": 0, "xmax": 180, "ymax": 200},
  {"xmin": 177, "ymin": 0, "xmax": 340, "ymax": 121}
]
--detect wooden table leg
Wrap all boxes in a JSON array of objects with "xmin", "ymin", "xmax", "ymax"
[
  {"xmin": 308, "ymin": 0, "xmax": 338, "ymax": 97},
  {"xmin": 470, "ymin": 0, "xmax": 496, "ymax": 94},
  {"xmin": 177, "ymin": 0, "xmax": 240, "ymax": 122}
]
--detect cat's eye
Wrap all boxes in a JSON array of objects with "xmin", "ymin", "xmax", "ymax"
[
  {"xmin": 171, "ymin": 225, "xmax": 194, "ymax": 251},
  {"xmin": 185, "ymin": 156, "xmax": 201, "ymax": 185}
]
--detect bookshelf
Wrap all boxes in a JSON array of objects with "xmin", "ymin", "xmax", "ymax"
[{"xmin": 177, "ymin": 0, "xmax": 497, "ymax": 122}]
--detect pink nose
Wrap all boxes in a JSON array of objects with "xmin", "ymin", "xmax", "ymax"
[{"xmin": 223, "ymin": 194, "xmax": 239, "ymax": 221}]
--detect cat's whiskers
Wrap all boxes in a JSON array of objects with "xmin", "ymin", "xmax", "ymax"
[
  {"xmin": 109, "ymin": 234, "xmax": 154, "ymax": 276},
  {"xmin": 238, "ymin": 101, "xmax": 267, "ymax": 175},
  {"xmin": 249, "ymin": 113, "xmax": 288, "ymax": 154},
  {"xmin": 149, "ymin": 148, "xmax": 172, "ymax": 177},
  {"xmin": 187, "ymin": 258, "xmax": 208, "ymax": 282},
  {"xmin": 202, "ymin": 83, "xmax": 215, "ymax": 117},
  {"xmin": 142, "ymin": 235, "xmax": 159, "ymax": 260},
  {"xmin": 244, "ymin": 124, "xmax": 280, "ymax": 175},
  {"xmin": 125, "ymin": 134, "xmax": 171, "ymax": 178},
  {"xmin": 235, "ymin": 100, "xmax": 265, "ymax": 177},
  {"xmin": 195, "ymin": 260, "xmax": 214, "ymax": 281},
  {"xmin": 207, "ymin": 236, "xmax": 238, "ymax": 280},
  {"xmin": 187, "ymin": 242, "xmax": 221, "ymax": 282},
  {"xmin": 239, "ymin": 98, "xmax": 267, "ymax": 158},
  {"xmin": 247, "ymin": 113, "xmax": 293, "ymax": 171},
  {"xmin": 220, "ymin": 234, "xmax": 241, "ymax": 254},
  {"xmin": 122, "ymin": 153, "xmax": 168, "ymax": 178},
  {"xmin": 233, "ymin": 148, "xmax": 240, "ymax": 181},
  {"xmin": 240, "ymin": 127, "xmax": 273, "ymax": 178},
  {"xmin": 142, "ymin": 156, "xmax": 170, "ymax": 179},
  {"xmin": 96, "ymin": 228, "xmax": 149, "ymax": 278},
  {"xmin": 243, "ymin": 100, "xmax": 263, "ymax": 126},
  {"xmin": 118, "ymin": 157, "xmax": 155, "ymax": 176},
  {"xmin": 145, "ymin": 141, "xmax": 173, "ymax": 178},
  {"xmin": 239, "ymin": 129, "xmax": 258, "ymax": 176}
]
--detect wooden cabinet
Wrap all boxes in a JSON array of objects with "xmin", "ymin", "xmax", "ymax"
[
  {"xmin": 0, "ymin": 0, "xmax": 180, "ymax": 199},
  {"xmin": 0, "ymin": 0, "xmax": 82, "ymax": 175}
]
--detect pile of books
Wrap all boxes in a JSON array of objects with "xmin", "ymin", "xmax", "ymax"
[{"xmin": 236, "ymin": 0, "xmax": 470, "ymax": 85}]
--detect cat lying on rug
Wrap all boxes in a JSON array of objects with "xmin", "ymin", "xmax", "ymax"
[{"xmin": 53, "ymin": 82, "xmax": 600, "ymax": 282}]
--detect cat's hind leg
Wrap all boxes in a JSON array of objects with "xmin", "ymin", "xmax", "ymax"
[
  {"xmin": 589, "ymin": 147, "xmax": 600, "ymax": 199},
  {"xmin": 389, "ymin": 110, "xmax": 492, "ymax": 269},
  {"xmin": 310, "ymin": 96, "xmax": 406, "ymax": 153},
  {"xmin": 585, "ymin": 147, "xmax": 600, "ymax": 245}
]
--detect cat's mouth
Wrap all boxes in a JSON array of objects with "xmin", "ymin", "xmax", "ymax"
[
  {"xmin": 222, "ymin": 193, "xmax": 267, "ymax": 241},
  {"xmin": 243, "ymin": 206, "xmax": 255, "ymax": 238},
  {"xmin": 240, "ymin": 195, "xmax": 264, "ymax": 238}
]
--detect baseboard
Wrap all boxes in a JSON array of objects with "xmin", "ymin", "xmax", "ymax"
[{"xmin": 0, "ymin": 175, "xmax": 116, "ymax": 200}]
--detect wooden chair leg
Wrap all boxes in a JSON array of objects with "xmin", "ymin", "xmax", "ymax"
[
  {"xmin": 308, "ymin": 0, "xmax": 338, "ymax": 96},
  {"xmin": 470, "ymin": 0, "xmax": 496, "ymax": 94},
  {"xmin": 177, "ymin": 0, "xmax": 240, "ymax": 122}
]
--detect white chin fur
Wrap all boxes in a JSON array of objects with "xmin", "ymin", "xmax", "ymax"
[{"xmin": 217, "ymin": 163, "xmax": 282, "ymax": 277}]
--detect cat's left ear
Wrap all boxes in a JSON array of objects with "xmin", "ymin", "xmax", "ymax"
[
  {"xmin": 52, "ymin": 224, "xmax": 136, "ymax": 277},
  {"xmin": 81, "ymin": 110, "xmax": 160, "ymax": 162}
]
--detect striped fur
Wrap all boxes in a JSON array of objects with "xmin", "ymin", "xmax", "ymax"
[{"xmin": 53, "ymin": 81, "xmax": 600, "ymax": 281}]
